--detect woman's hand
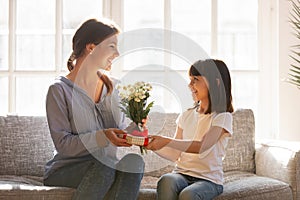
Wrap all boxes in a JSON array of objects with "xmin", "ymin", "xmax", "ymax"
[
  {"xmin": 104, "ymin": 128, "xmax": 132, "ymax": 147},
  {"xmin": 145, "ymin": 135, "xmax": 171, "ymax": 151}
]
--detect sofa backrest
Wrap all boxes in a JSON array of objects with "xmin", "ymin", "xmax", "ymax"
[
  {"xmin": 0, "ymin": 115, "xmax": 54, "ymax": 177},
  {"xmin": 120, "ymin": 109, "xmax": 256, "ymax": 176},
  {"xmin": 223, "ymin": 109, "xmax": 255, "ymax": 173},
  {"xmin": 0, "ymin": 109, "xmax": 255, "ymax": 177}
]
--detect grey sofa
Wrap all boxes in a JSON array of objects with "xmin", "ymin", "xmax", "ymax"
[{"xmin": 0, "ymin": 109, "xmax": 299, "ymax": 200}]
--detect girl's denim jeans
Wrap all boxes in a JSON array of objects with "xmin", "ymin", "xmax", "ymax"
[
  {"xmin": 157, "ymin": 173, "xmax": 223, "ymax": 200},
  {"xmin": 44, "ymin": 153, "xmax": 144, "ymax": 200}
]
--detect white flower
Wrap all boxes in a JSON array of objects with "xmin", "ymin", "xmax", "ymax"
[
  {"xmin": 134, "ymin": 97, "xmax": 141, "ymax": 102},
  {"xmin": 129, "ymin": 87, "xmax": 135, "ymax": 93},
  {"xmin": 118, "ymin": 82, "xmax": 153, "ymax": 104},
  {"xmin": 139, "ymin": 95, "xmax": 146, "ymax": 99},
  {"xmin": 120, "ymin": 93, "xmax": 126, "ymax": 99}
]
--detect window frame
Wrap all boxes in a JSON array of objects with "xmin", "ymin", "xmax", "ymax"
[
  {"xmin": 1, "ymin": 0, "xmax": 278, "ymax": 139},
  {"xmin": 109, "ymin": 0, "xmax": 275, "ymax": 139}
]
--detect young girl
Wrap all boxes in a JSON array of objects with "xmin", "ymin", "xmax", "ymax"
[
  {"xmin": 44, "ymin": 19, "xmax": 144, "ymax": 200},
  {"xmin": 146, "ymin": 59, "xmax": 234, "ymax": 200}
]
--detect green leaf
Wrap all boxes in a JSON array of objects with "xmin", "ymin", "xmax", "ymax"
[
  {"xmin": 288, "ymin": 0, "xmax": 300, "ymax": 89},
  {"xmin": 144, "ymin": 101, "xmax": 154, "ymax": 117},
  {"xmin": 291, "ymin": 64, "xmax": 300, "ymax": 72},
  {"xmin": 290, "ymin": 71, "xmax": 300, "ymax": 78},
  {"xmin": 288, "ymin": 79, "xmax": 300, "ymax": 87}
]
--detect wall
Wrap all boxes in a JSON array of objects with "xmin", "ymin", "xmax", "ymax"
[{"xmin": 278, "ymin": 0, "xmax": 300, "ymax": 141}]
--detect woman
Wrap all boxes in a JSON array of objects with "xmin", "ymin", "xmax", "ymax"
[
  {"xmin": 146, "ymin": 59, "xmax": 234, "ymax": 200},
  {"xmin": 44, "ymin": 18, "xmax": 144, "ymax": 200}
]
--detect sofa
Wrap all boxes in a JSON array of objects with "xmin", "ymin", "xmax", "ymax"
[{"xmin": 0, "ymin": 109, "xmax": 299, "ymax": 200}]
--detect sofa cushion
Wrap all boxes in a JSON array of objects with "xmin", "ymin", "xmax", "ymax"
[
  {"xmin": 0, "ymin": 184, "xmax": 74, "ymax": 200},
  {"xmin": 139, "ymin": 171, "xmax": 293, "ymax": 200},
  {"xmin": 0, "ymin": 115, "xmax": 54, "ymax": 177},
  {"xmin": 255, "ymin": 141, "xmax": 300, "ymax": 200},
  {"xmin": 0, "ymin": 175, "xmax": 43, "ymax": 186},
  {"xmin": 0, "ymin": 175, "xmax": 157, "ymax": 200},
  {"xmin": 0, "ymin": 172, "xmax": 291, "ymax": 200},
  {"xmin": 0, "ymin": 175, "xmax": 74, "ymax": 200},
  {"xmin": 140, "ymin": 176, "xmax": 159, "ymax": 189},
  {"xmin": 222, "ymin": 109, "xmax": 255, "ymax": 173},
  {"xmin": 215, "ymin": 171, "xmax": 293, "ymax": 200}
]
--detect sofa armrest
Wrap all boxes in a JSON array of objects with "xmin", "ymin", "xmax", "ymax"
[{"xmin": 255, "ymin": 140, "xmax": 300, "ymax": 200}]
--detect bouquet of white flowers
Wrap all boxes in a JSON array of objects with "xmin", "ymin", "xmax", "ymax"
[{"xmin": 118, "ymin": 81, "xmax": 154, "ymax": 154}]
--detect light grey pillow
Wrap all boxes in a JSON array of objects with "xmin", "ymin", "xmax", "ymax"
[
  {"xmin": 222, "ymin": 109, "xmax": 256, "ymax": 173},
  {"xmin": 0, "ymin": 115, "xmax": 54, "ymax": 176}
]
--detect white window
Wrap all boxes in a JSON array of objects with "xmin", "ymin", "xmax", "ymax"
[
  {"xmin": 0, "ymin": 0, "xmax": 103, "ymax": 115},
  {"xmin": 1, "ymin": 0, "xmax": 271, "ymax": 138},
  {"xmin": 110, "ymin": 0, "xmax": 258, "ymax": 120}
]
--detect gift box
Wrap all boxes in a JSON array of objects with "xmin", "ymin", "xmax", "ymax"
[{"xmin": 118, "ymin": 134, "xmax": 149, "ymax": 146}]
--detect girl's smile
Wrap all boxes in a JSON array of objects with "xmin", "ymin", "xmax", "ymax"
[{"xmin": 189, "ymin": 75, "xmax": 209, "ymax": 102}]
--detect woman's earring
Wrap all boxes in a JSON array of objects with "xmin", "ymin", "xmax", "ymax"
[{"xmin": 89, "ymin": 47, "xmax": 94, "ymax": 55}]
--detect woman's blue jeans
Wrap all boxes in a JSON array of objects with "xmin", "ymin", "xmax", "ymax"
[
  {"xmin": 157, "ymin": 173, "xmax": 223, "ymax": 200},
  {"xmin": 44, "ymin": 153, "xmax": 144, "ymax": 200}
]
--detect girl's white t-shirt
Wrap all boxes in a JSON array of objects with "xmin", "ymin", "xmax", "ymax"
[{"xmin": 173, "ymin": 108, "xmax": 233, "ymax": 185}]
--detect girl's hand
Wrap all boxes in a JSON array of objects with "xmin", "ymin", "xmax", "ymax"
[
  {"xmin": 104, "ymin": 128, "xmax": 132, "ymax": 147},
  {"xmin": 145, "ymin": 135, "xmax": 171, "ymax": 151}
]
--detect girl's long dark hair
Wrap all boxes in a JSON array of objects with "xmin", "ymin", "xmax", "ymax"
[{"xmin": 189, "ymin": 59, "xmax": 234, "ymax": 114}]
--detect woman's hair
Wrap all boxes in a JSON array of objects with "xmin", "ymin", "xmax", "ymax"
[
  {"xmin": 67, "ymin": 18, "xmax": 121, "ymax": 95},
  {"xmin": 189, "ymin": 59, "xmax": 234, "ymax": 114}
]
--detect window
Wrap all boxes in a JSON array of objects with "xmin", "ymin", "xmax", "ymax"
[
  {"xmin": 1, "ymin": 0, "xmax": 103, "ymax": 115},
  {"xmin": 0, "ymin": 0, "xmax": 9, "ymax": 114},
  {"xmin": 112, "ymin": 0, "xmax": 258, "ymax": 117},
  {"xmin": 2, "ymin": 0, "xmax": 268, "ymax": 138}
]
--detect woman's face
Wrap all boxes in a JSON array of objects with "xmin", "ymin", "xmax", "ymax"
[
  {"xmin": 188, "ymin": 75, "xmax": 209, "ymax": 102},
  {"xmin": 89, "ymin": 34, "xmax": 119, "ymax": 71}
]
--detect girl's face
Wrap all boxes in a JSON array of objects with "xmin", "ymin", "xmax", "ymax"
[
  {"xmin": 188, "ymin": 75, "xmax": 209, "ymax": 102},
  {"xmin": 89, "ymin": 34, "xmax": 119, "ymax": 71}
]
